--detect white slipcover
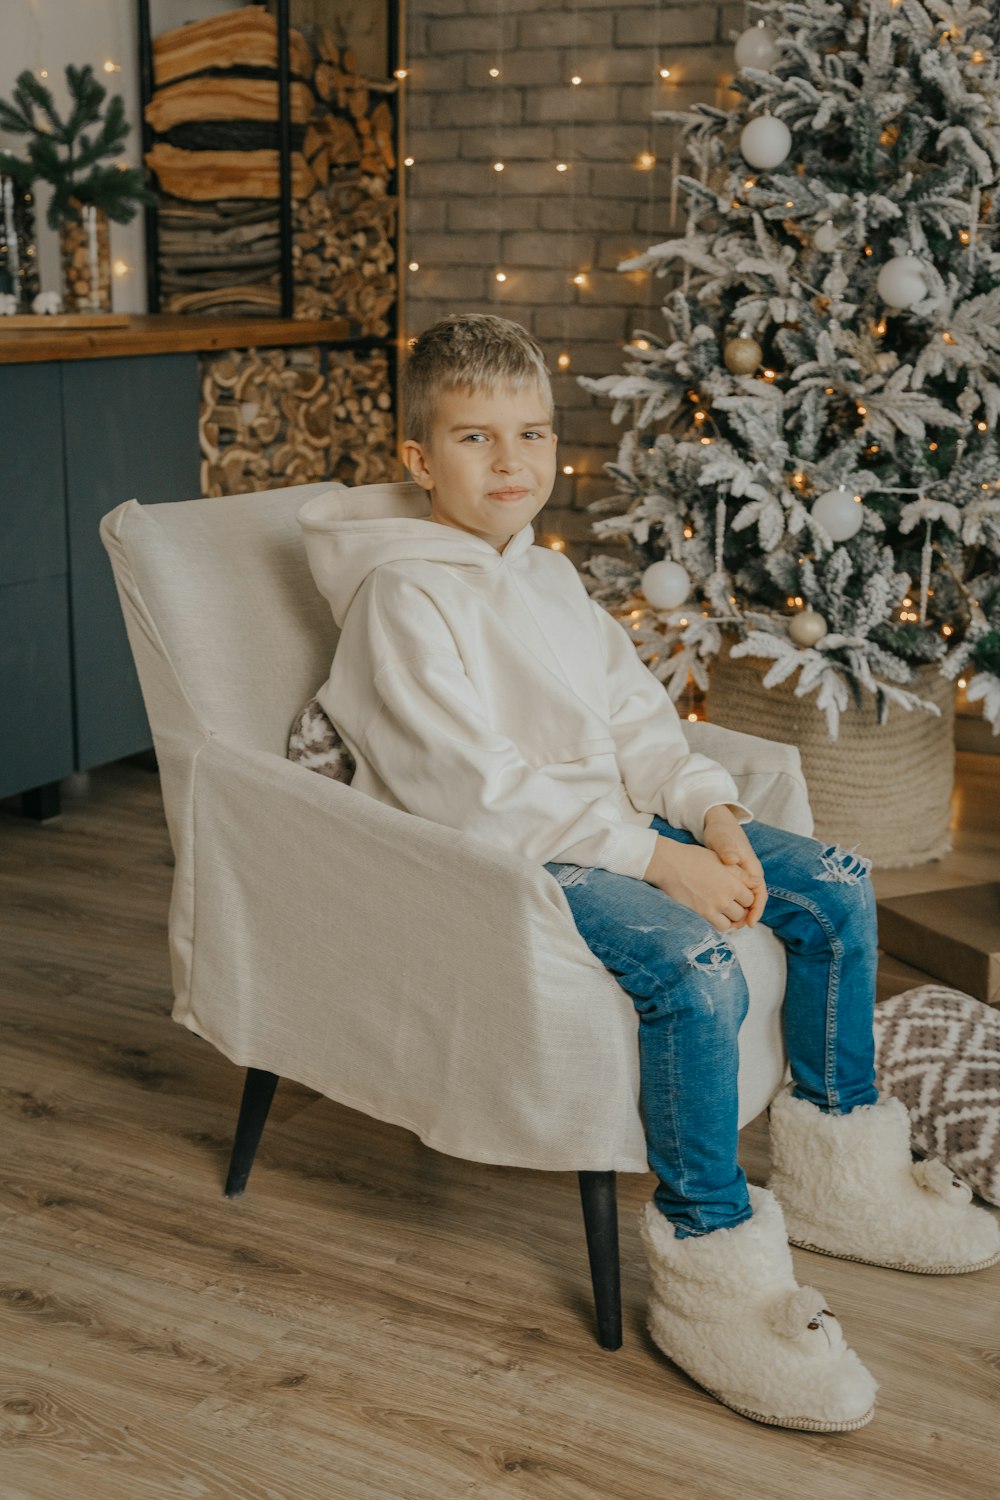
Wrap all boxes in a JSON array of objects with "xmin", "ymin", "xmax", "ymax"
[{"xmin": 100, "ymin": 483, "xmax": 813, "ymax": 1173}]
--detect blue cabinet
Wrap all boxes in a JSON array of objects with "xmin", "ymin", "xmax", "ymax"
[{"xmin": 0, "ymin": 353, "xmax": 199, "ymax": 803}]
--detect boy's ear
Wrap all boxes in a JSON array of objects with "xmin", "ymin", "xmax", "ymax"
[{"xmin": 401, "ymin": 437, "xmax": 433, "ymax": 490}]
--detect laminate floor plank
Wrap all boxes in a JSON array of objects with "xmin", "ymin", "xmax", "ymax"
[{"xmin": 1, "ymin": 756, "xmax": 998, "ymax": 1500}]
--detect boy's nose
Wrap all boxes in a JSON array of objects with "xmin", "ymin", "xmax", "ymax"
[{"xmin": 493, "ymin": 444, "xmax": 523, "ymax": 472}]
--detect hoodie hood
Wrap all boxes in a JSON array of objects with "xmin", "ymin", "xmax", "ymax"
[{"xmin": 297, "ymin": 481, "xmax": 536, "ymax": 627}]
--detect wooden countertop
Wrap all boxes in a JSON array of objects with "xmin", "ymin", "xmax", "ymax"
[{"xmin": 0, "ymin": 313, "xmax": 352, "ymax": 365}]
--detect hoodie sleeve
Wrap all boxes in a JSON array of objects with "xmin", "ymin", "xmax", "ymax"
[
  {"xmin": 363, "ymin": 645, "xmax": 660, "ymax": 878},
  {"xmin": 592, "ymin": 600, "xmax": 753, "ymax": 837}
]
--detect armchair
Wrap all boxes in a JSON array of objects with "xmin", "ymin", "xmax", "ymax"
[{"xmin": 100, "ymin": 482, "xmax": 813, "ymax": 1350}]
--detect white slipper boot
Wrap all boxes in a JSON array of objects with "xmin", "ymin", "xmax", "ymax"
[
  {"xmin": 767, "ymin": 1088, "xmax": 1000, "ymax": 1275},
  {"xmin": 639, "ymin": 1185, "xmax": 877, "ymax": 1431}
]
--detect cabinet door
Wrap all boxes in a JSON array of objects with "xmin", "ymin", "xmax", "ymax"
[
  {"xmin": 62, "ymin": 354, "xmax": 200, "ymax": 770},
  {"xmin": 0, "ymin": 364, "xmax": 75, "ymax": 797},
  {"xmin": 0, "ymin": 576, "xmax": 75, "ymax": 800}
]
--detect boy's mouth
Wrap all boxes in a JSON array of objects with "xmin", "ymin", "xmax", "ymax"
[{"xmin": 488, "ymin": 487, "xmax": 530, "ymax": 502}]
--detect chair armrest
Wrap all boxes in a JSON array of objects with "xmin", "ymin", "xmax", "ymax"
[{"xmin": 681, "ymin": 719, "xmax": 814, "ymax": 837}]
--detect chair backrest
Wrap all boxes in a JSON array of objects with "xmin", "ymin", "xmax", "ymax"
[{"xmin": 102, "ymin": 481, "xmax": 405, "ymax": 758}]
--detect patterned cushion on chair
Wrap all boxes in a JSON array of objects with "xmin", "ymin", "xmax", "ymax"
[
  {"xmin": 288, "ymin": 696, "xmax": 356, "ymax": 784},
  {"xmin": 874, "ymin": 984, "xmax": 1000, "ymax": 1207}
]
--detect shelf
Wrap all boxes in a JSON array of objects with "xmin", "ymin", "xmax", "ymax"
[{"xmin": 0, "ymin": 314, "xmax": 351, "ymax": 365}]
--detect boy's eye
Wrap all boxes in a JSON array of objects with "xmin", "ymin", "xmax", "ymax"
[
  {"xmin": 461, "ymin": 432, "xmax": 487, "ymax": 443},
  {"xmin": 523, "ymin": 430, "xmax": 545, "ymax": 440}
]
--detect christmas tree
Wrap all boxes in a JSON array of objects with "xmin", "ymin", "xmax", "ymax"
[{"xmin": 581, "ymin": 0, "xmax": 1000, "ymax": 739}]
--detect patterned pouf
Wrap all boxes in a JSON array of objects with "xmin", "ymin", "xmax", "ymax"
[{"xmin": 874, "ymin": 984, "xmax": 1000, "ymax": 1207}]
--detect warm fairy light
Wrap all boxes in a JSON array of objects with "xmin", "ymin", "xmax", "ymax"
[
  {"xmin": 958, "ymin": 677, "xmax": 968, "ymax": 688},
  {"xmin": 394, "ymin": 68, "xmax": 409, "ymax": 79},
  {"xmin": 864, "ymin": 245, "xmax": 873, "ymax": 256},
  {"xmin": 103, "ymin": 59, "xmax": 121, "ymax": 73},
  {"xmin": 403, "ymin": 156, "xmax": 414, "ymax": 166},
  {"xmin": 495, "ymin": 270, "xmax": 507, "ymax": 282},
  {"xmin": 857, "ymin": 404, "xmax": 868, "ymax": 415},
  {"xmin": 687, "ymin": 712, "xmax": 698, "ymax": 722},
  {"xmin": 562, "ymin": 463, "xmax": 575, "ymax": 475},
  {"xmin": 408, "ymin": 260, "xmax": 419, "ymax": 271},
  {"xmin": 546, "ymin": 536, "xmax": 566, "ymax": 552},
  {"xmin": 684, "ymin": 526, "xmax": 693, "ymax": 538},
  {"xmin": 694, "ymin": 410, "xmax": 707, "ymax": 424},
  {"xmin": 743, "ymin": 177, "xmax": 757, "ymax": 190},
  {"xmin": 942, "ymin": 331, "xmax": 957, "ymax": 344},
  {"xmin": 867, "ymin": 443, "xmax": 881, "ymax": 454},
  {"xmin": 572, "ymin": 273, "xmax": 588, "ymax": 286},
  {"xmin": 874, "ymin": 320, "xmax": 887, "ymax": 335},
  {"xmin": 489, "ymin": 67, "xmax": 500, "ymax": 78},
  {"xmin": 942, "ymin": 624, "xmax": 953, "ymax": 636},
  {"xmin": 763, "ymin": 368, "xmax": 777, "ymax": 381},
  {"xmin": 824, "ymin": 386, "xmax": 834, "ymax": 394},
  {"xmin": 678, "ymin": 617, "xmax": 688, "ymax": 627},
  {"xmin": 971, "ymin": 50, "xmax": 985, "ymax": 63},
  {"xmin": 38, "ymin": 69, "xmax": 48, "ymax": 78},
  {"xmin": 557, "ymin": 352, "xmax": 571, "ymax": 369},
  {"xmin": 784, "ymin": 199, "xmax": 794, "ymax": 208},
  {"xmin": 929, "ymin": 441, "xmax": 939, "ymax": 451},
  {"xmin": 636, "ymin": 151, "xmax": 656, "ymax": 170},
  {"xmin": 959, "ymin": 229, "xmax": 971, "ymax": 244},
  {"xmin": 571, "ymin": 74, "xmax": 582, "ymax": 86},
  {"xmin": 556, "ymin": 162, "xmax": 569, "ymax": 172},
  {"xmin": 493, "ymin": 161, "xmax": 505, "ymax": 172},
  {"xmin": 633, "ymin": 339, "xmax": 650, "ymax": 350},
  {"xmin": 976, "ymin": 420, "xmax": 989, "ymax": 431},
  {"xmin": 790, "ymin": 471, "xmax": 806, "ymax": 489},
  {"xmin": 112, "ymin": 258, "xmax": 131, "ymax": 277},
  {"xmin": 700, "ymin": 435, "xmax": 713, "ymax": 445},
  {"xmin": 902, "ymin": 597, "xmax": 913, "ymax": 607},
  {"xmin": 659, "ymin": 67, "xmax": 671, "ymax": 79}
]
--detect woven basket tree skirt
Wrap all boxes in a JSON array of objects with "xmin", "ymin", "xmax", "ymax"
[{"xmin": 707, "ymin": 648, "xmax": 956, "ymax": 869}]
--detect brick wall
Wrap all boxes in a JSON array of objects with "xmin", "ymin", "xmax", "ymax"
[{"xmin": 403, "ymin": 0, "xmax": 739, "ymax": 564}]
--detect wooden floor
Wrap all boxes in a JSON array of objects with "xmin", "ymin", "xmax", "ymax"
[{"xmin": 1, "ymin": 754, "xmax": 998, "ymax": 1500}]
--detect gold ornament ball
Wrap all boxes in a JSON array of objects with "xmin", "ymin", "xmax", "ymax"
[
  {"xmin": 724, "ymin": 335, "xmax": 763, "ymax": 375},
  {"xmin": 788, "ymin": 608, "xmax": 829, "ymax": 647}
]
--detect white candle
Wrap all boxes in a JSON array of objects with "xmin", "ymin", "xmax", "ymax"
[
  {"xmin": 2, "ymin": 178, "xmax": 19, "ymax": 290},
  {"xmin": 85, "ymin": 204, "xmax": 99, "ymax": 309}
]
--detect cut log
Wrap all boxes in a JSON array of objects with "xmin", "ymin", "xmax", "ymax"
[
  {"xmin": 145, "ymin": 77, "xmax": 314, "ymax": 131},
  {"xmin": 146, "ymin": 143, "xmax": 315, "ymax": 200},
  {"xmin": 152, "ymin": 8, "xmax": 313, "ymax": 86}
]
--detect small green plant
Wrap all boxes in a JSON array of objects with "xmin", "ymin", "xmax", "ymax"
[{"xmin": 0, "ymin": 63, "xmax": 154, "ymax": 229}]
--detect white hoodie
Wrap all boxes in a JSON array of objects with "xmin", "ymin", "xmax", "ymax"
[{"xmin": 297, "ymin": 482, "xmax": 750, "ymax": 880}]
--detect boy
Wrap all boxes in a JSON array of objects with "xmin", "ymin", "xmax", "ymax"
[{"xmin": 298, "ymin": 314, "xmax": 998, "ymax": 1432}]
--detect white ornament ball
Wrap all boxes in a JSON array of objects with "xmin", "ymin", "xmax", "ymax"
[
  {"xmin": 32, "ymin": 290, "xmax": 63, "ymax": 316},
  {"xmin": 813, "ymin": 221, "xmax": 840, "ymax": 253},
  {"xmin": 788, "ymin": 609, "xmax": 829, "ymax": 647},
  {"xmin": 812, "ymin": 487, "xmax": 864, "ymax": 542},
  {"xmin": 641, "ymin": 560, "xmax": 691, "ymax": 610},
  {"xmin": 734, "ymin": 24, "xmax": 779, "ymax": 70},
  {"xmin": 876, "ymin": 255, "xmax": 927, "ymax": 310},
  {"xmin": 740, "ymin": 115, "xmax": 792, "ymax": 170},
  {"xmin": 0, "ymin": 292, "xmax": 18, "ymax": 316}
]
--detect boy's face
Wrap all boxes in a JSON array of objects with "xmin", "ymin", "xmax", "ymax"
[{"xmin": 402, "ymin": 381, "xmax": 557, "ymax": 552}]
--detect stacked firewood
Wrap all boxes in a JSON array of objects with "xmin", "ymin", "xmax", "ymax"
[
  {"xmin": 199, "ymin": 344, "xmax": 396, "ymax": 496},
  {"xmin": 146, "ymin": 7, "xmax": 397, "ymax": 329}
]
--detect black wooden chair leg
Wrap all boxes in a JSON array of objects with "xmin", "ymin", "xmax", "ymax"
[
  {"xmin": 225, "ymin": 1068, "xmax": 279, "ymax": 1198},
  {"xmin": 578, "ymin": 1170, "xmax": 622, "ymax": 1350}
]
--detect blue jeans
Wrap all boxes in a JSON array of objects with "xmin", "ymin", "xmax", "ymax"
[{"xmin": 544, "ymin": 816, "xmax": 879, "ymax": 1238}]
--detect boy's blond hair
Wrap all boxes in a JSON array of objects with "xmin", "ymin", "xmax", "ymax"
[{"xmin": 401, "ymin": 314, "xmax": 553, "ymax": 446}]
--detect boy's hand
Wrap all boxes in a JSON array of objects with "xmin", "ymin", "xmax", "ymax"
[
  {"xmin": 642, "ymin": 837, "xmax": 757, "ymax": 933},
  {"xmin": 701, "ymin": 806, "xmax": 767, "ymax": 927}
]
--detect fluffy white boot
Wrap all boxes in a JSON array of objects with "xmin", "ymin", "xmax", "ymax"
[
  {"xmin": 767, "ymin": 1088, "xmax": 1000, "ymax": 1274},
  {"xmin": 639, "ymin": 1185, "xmax": 877, "ymax": 1431}
]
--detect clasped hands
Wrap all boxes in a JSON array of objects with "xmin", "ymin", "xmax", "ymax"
[{"xmin": 642, "ymin": 804, "xmax": 768, "ymax": 933}]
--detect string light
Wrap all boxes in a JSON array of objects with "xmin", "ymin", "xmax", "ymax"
[
  {"xmin": 102, "ymin": 59, "xmax": 121, "ymax": 73},
  {"xmin": 976, "ymin": 420, "xmax": 988, "ymax": 431},
  {"xmin": 495, "ymin": 270, "xmax": 507, "ymax": 282},
  {"xmin": 403, "ymin": 156, "xmax": 414, "ymax": 166},
  {"xmin": 570, "ymin": 74, "xmax": 582, "ymax": 86},
  {"xmin": 857, "ymin": 403, "xmax": 868, "ymax": 415},
  {"xmin": 394, "ymin": 68, "xmax": 408, "ymax": 79},
  {"xmin": 493, "ymin": 161, "xmax": 505, "ymax": 172},
  {"xmin": 112, "ymin": 258, "xmax": 131, "ymax": 277},
  {"xmin": 959, "ymin": 229, "xmax": 971, "ymax": 244},
  {"xmin": 545, "ymin": 536, "xmax": 566, "ymax": 552},
  {"xmin": 683, "ymin": 526, "xmax": 693, "ymax": 538},
  {"xmin": 762, "ymin": 368, "xmax": 777, "ymax": 381},
  {"xmin": 929, "ymin": 441, "xmax": 939, "ymax": 451},
  {"xmin": 562, "ymin": 463, "xmax": 575, "ymax": 475},
  {"xmin": 942, "ymin": 624, "xmax": 953, "ymax": 636},
  {"xmin": 958, "ymin": 678, "xmax": 968, "ymax": 689},
  {"xmin": 941, "ymin": 331, "xmax": 956, "ymax": 344},
  {"xmin": 556, "ymin": 162, "xmax": 569, "ymax": 172},
  {"xmin": 659, "ymin": 67, "xmax": 671, "ymax": 79},
  {"xmin": 38, "ymin": 68, "xmax": 48, "ymax": 78},
  {"xmin": 557, "ymin": 352, "xmax": 571, "ymax": 369},
  {"xmin": 636, "ymin": 151, "xmax": 656, "ymax": 170},
  {"xmin": 971, "ymin": 50, "xmax": 985, "ymax": 63},
  {"xmin": 488, "ymin": 67, "xmax": 500, "ymax": 78},
  {"xmin": 693, "ymin": 409, "xmax": 707, "ymax": 424},
  {"xmin": 408, "ymin": 260, "xmax": 419, "ymax": 271},
  {"xmin": 572, "ymin": 272, "xmax": 588, "ymax": 286}
]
